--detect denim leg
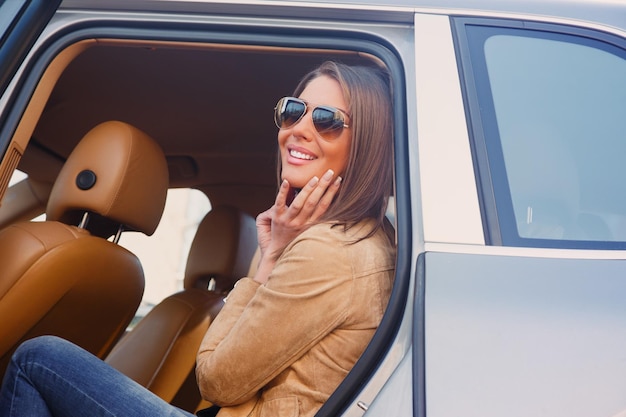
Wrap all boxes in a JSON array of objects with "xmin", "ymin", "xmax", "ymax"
[{"xmin": 0, "ymin": 336, "xmax": 196, "ymax": 417}]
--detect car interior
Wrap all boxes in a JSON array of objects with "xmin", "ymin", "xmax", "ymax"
[{"xmin": 0, "ymin": 36, "xmax": 390, "ymax": 412}]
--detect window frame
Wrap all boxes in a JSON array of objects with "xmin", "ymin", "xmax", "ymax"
[{"xmin": 0, "ymin": 12, "xmax": 413, "ymax": 416}]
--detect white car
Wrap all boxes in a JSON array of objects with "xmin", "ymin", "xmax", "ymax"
[{"xmin": 1, "ymin": 0, "xmax": 626, "ymax": 416}]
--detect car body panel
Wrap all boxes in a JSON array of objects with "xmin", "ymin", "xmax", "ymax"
[
  {"xmin": 425, "ymin": 251, "xmax": 626, "ymax": 417},
  {"xmin": 414, "ymin": 12, "xmax": 484, "ymax": 246}
]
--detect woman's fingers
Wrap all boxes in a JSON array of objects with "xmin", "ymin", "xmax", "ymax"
[
  {"xmin": 310, "ymin": 175, "xmax": 341, "ymax": 221},
  {"xmin": 288, "ymin": 175, "xmax": 320, "ymax": 212},
  {"xmin": 255, "ymin": 208, "xmax": 274, "ymax": 253},
  {"xmin": 288, "ymin": 169, "xmax": 339, "ymax": 223},
  {"xmin": 274, "ymin": 179, "xmax": 291, "ymax": 209}
]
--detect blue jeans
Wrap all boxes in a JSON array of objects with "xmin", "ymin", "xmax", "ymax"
[{"xmin": 0, "ymin": 336, "xmax": 196, "ymax": 417}]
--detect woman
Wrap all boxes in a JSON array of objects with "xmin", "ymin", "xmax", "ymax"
[{"xmin": 0, "ymin": 61, "xmax": 395, "ymax": 417}]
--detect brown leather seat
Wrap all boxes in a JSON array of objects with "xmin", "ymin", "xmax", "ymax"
[
  {"xmin": 105, "ymin": 205, "xmax": 257, "ymax": 413},
  {"xmin": 0, "ymin": 120, "xmax": 168, "ymax": 377}
]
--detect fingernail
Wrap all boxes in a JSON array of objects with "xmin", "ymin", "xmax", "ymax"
[
  {"xmin": 323, "ymin": 169, "xmax": 334, "ymax": 181},
  {"xmin": 334, "ymin": 176, "xmax": 342, "ymax": 186},
  {"xmin": 308, "ymin": 176, "xmax": 319, "ymax": 187}
]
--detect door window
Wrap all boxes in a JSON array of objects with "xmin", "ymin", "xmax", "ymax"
[{"xmin": 459, "ymin": 21, "xmax": 626, "ymax": 249}]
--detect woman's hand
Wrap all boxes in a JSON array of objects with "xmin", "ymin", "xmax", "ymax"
[{"xmin": 253, "ymin": 169, "xmax": 342, "ymax": 284}]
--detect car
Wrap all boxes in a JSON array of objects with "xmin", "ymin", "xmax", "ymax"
[{"xmin": 1, "ymin": 0, "xmax": 626, "ymax": 416}]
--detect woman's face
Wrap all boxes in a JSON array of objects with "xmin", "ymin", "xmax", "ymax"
[{"xmin": 278, "ymin": 75, "xmax": 351, "ymax": 189}]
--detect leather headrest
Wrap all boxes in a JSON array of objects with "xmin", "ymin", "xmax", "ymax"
[
  {"xmin": 184, "ymin": 206, "xmax": 257, "ymax": 293},
  {"xmin": 46, "ymin": 121, "xmax": 168, "ymax": 237}
]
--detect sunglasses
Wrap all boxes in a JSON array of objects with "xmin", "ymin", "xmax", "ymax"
[{"xmin": 273, "ymin": 96, "xmax": 350, "ymax": 139}]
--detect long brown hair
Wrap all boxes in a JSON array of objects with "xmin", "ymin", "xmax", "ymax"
[{"xmin": 280, "ymin": 61, "xmax": 394, "ymax": 237}]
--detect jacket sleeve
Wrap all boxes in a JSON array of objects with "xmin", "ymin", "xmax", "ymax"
[{"xmin": 196, "ymin": 228, "xmax": 353, "ymax": 406}]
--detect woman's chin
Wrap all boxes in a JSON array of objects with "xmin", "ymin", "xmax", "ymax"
[{"xmin": 281, "ymin": 174, "xmax": 308, "ymax": 189}]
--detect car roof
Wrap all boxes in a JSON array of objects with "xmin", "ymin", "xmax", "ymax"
[{"xmin": 59, "ymin": 0, "xmax": 626, "ymax": 33}]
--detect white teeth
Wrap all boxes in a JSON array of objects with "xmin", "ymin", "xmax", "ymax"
[{"xmin": 290, "ymin": 149, "xmax": 315, "ymax": 160}]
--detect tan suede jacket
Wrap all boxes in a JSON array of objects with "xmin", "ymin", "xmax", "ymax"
[{"xmin": 196, "ymin": 219, "xmax": 396, "ymax": 417}]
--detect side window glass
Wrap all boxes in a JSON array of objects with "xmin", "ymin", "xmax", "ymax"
[
  {"xmin": 5, "ymin": 169, "xmax": 45, "ymax": 222},
  {"xmin": 462, "ymin": 23, "xmax": 626, "ymax": 249},
  {"xmin": 8, "ymin": 169, "xmax": 27, "ymax": 186},
  {"xmin": 118, "ymin": 188, "xmax": 210, "ymax": 323}
]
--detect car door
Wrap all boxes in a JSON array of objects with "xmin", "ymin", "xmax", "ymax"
[{"xmin": 419, "ymin": 13, "xmax": 626, "ymax": 417}]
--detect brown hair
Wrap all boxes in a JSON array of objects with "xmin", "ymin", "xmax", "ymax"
[{"xmin": 280, "ymin": 61, "xmax": 394, "ymax": 237}]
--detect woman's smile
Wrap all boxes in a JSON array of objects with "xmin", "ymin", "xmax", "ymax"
[{"xmin": 287, "ymin": 145, "xmax": 317, "ymax": 163}]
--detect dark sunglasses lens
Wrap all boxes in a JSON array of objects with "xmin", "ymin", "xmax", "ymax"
[
  {"xmin": 276, "ymin": 98, "xmax": 306, "ymax": 128},
  {"xmin": 312, "ymin": 107, "xmax": 345, "ymax": 136}
]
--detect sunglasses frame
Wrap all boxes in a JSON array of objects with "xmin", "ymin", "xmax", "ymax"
[{"xmin": 274, "ymin": 96, "xmax": 350, "ymax": 139}]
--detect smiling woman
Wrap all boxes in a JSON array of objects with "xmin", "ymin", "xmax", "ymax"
[
  {"xmin": 193, "ymin": 62, "xmax": 395, "ymax": 417},
  {"xmin": 276, "ymin": 62, "xmax": 394, "ymax": 231}
]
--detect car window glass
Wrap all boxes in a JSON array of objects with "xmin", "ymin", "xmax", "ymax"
[
  {"xmin": 465, "ymin": 25, "xmax": 626, "ymax": 248},
  {"xmin": 6, "ymin": 169, "xmax": 45, "ymax": 222},
  {"xmin": 118, "ymin": 188, "xmax": 210, "ymax": 324},
  {"xmin": 8, "ymin": 168, "xmax": 26, "ymax": 186}
]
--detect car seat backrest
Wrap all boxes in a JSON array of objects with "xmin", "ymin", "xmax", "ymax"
[
  {"xmin": 184, "ymin": 206, "xmax": 259, "ymax": 293},
  {"xmin": 105, "ymin": 205, "xmax": 257, "ymax": 413}
]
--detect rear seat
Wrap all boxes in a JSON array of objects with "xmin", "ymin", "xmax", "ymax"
[{"xmin": 105, "ymin": 205, "xmax": 257, "ymax": 412}]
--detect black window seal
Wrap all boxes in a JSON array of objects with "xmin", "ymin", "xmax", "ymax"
[{"xmin": 412, "ymin": 253, "xmax": 426, "ymax": 417}]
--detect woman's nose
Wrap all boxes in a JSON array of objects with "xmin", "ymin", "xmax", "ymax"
[{"xmin": 290, "ymin": 110, "xmax": 316, "ymax": 141}]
